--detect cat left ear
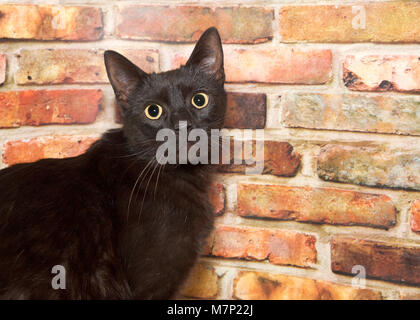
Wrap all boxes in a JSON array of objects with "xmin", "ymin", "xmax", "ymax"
[
  {"xmin": 104, "ymin": 50, "xmax": 147, "ymax": 108},
  {"xmin": 186, "ymin": 27, "xmax": 224, "ymax": 83}
]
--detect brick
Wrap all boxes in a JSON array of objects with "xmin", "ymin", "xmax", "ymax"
[
  {"xmin": 208, "ymin": 225, "xmax": 316, "ymax": 267},
  {"xmin": 412, "ymin": 200, "xmax": 420, "ymax": 233},
  {"xmin": 318, "ymin": 145, "xmax": 420, "ymax": 191},
  {"xmin": 401, "ymin": 293, "xmax": 420, "ymax": 300},
  {"xmin": 344, "ymin": 55, "xmax": 420, "ymax": 92},
  {"xmin": 331, "ymin": 237, "xmax": 420, "ymax": 286},
  {"xmin": 209, "ymin": 184, "xmax": 225, "ymax": 216},
  {"xmin": 0, "ymin": 54, "xmax": 5, "ymax": 85},
  {"xmin": 0, "ymin": 5, "xmax": 103, "ymax": 41},
  {"xmin": 3, "ymin": 135, "xmax": 98, "ymax": 166},
  {"xmin": 0, "ymin": 89, "xmax": 101, "ymax": 128},
  {"xmin": 234, "ymin": 271, "xmax": 381, "ymax": 300},
  {"xmin": 16, "ymin": 49, "xmax": 159, "ymax": 85},
  {"xmin": 237, "ymin": 184, "xmax": 396, "ymax": 229},
  {"xmin": 181, "ymin": 263, "xmax": 218, "ymax": 299},
  {"xmin": 280, "ymin": 3, "xmax": 420, "ymax": 43},
  {"xmin": 224, "ymin": 93, "xmax": 266, "ymax": 129},
  {"xmin": 220, "ymin": 141, "xmax": 301, "ymax": 177},
  {"xmin": 117, "ymin": 6, "xmax": 273, "ymax": 44},
  {"xmin": 172, "ymin": 48, "xmax": 332, "ymax": 84},
  {"xmin": 201, "ymin": 232, "xmax": 214, "ymax": 256},
  {"xmin": 283, "ymin": 93, "xmax": 420, "ymax": 136}
]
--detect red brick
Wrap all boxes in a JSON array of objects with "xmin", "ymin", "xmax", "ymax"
[
  {"xmin": 224, "ymin": 93, "xmax": 266, "ymax": 129},
  {"xmin": 201, "ymin": 232, "xmax": 214, "ymax": 256},
  {"xmin": 0, "ymin": 5, "xmax": 103, "ymax": 41},
  {"xmin": 400, "ymin": 293, "xmax": 420, "ymax": 300},
  {"xmin": 0, "ymin": 54, "xmax": 6, "ymax": 85},
  {"xmin": 3, "ymin": 135, "xmax": 98, "ymax": 166},
  {"xmin": 16, "ymin": 49, "xmax": 159, "ymax": 85},
  {"xmin": 237, "ymin": 184, "xmax": 396, "ymax": 229},
  {"xmin": 280, "ymin": 3, "xmax": 420, "ymax": 43},
  {"xmin": 181, "ymin": 263, "xmax": 219, "ymax": 299},
  {"xmin": 411, "ymin": 200, "xmax": 420, "ymax": 233},
  {"xmin": 0, "ymin": 89, "xmax": 101, "ymax": 128},
  {"xmin": 331, "ymin": 237, "xmax": 420, "ymax": 286},
  {"xmin": 117, "ymin": 6, "xmax": 273, "ymax": 44},
  {"xmin": 318, "ymin": 144, "xmax": 420, "ymax": 191},
  {"xmin": 220, "ymin": 141, "xmax": 301, "ymax": 177},
  {"xmin": 172, "ymin": 48, "xmax": 332, "ymax": 84},
  {"xmin": 234, "ymin": 271, "xmax": 381, "ymax": 300},
  {"xmin": 344, "ymin": 55, "xmax": 420, "ymax": 92},
  {"xmin": 209, "ymin": 184, "xmax": 225, "ymax": 216},
  {"xmin": 208, "ymin": 225, "xmax": 316, "ymax": 267}
]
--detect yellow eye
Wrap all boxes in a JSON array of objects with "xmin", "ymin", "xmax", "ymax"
[
  {"xmin": 145, "ymin": 104, "xmax": 163, "ymax": 120},
  {"xmin": 191, "ymin": 93, "xmax": 209, "ymax": 109}
]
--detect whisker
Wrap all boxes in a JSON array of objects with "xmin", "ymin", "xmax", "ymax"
[
  {"xmin": 153, "ymin": 163, "xmax": 164, "ymax": 200},
  {"xmin": 133, "ymin": 157, "xmax": 157, "ymax": 209},
  {"xmin": 137, "ymin": 159, "xmax": 161, "ymax": 225},
  {"xmin": 126, "ymin": 158, "xmax": 155, "ymax": 222}
]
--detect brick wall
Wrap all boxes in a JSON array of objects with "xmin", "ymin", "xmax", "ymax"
[{"xmin": 0, "ymin": 0, "xmax": 419, "ymax": 300}]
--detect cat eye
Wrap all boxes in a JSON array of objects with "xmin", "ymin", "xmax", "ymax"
[
  {"xmin": 191, "ymin": 93, "xmax": 209, "ymax": 109},
  {"xmin": 144, "ymin": 104, "xmax": 163, "ymax": 120}
]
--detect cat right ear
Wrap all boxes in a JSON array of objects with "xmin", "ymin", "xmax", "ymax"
[
  {"xmin": 186, "ymin": 27, "xmax": 224, "ymax": 83},
  {"xmin": 104, "ymin": 50, "xmax": 147, "ymax": 109}
]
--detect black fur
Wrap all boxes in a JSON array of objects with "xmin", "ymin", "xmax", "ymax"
[{"xmin": 0, "ymin": 27, "xmax": 226, "ymax": 299}]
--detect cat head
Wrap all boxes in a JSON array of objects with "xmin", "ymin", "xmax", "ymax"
[{"xmin": 104, "ymin": 27, "xmax": 226, "ymax": 162}]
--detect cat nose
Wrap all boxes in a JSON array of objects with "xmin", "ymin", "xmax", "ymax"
[{"xmin": 174, "ymin": 120, "xmax": 192, "ymax": 131}]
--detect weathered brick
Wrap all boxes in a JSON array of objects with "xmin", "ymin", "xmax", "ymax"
[
  {"xmin": 201, "ymin": 232, "xmax": 214, "ymax": 256},
  {"xmin": 209, "ymin": 184, "xmax": 225, "ymax": 216},
  {"xmin": 172, "ymin": 48, "xmax": 332, "ymax": 84},
  {"xmin": 224, "ymin": 93, "xmax": 266, "ymax": 129},
  {"xmin": 411, "ymin": 200, "xmax": 420, "ymax": 233},
  {"xmin": 3, "ymin": 135, "xmax": 98, "ymax": 166},
  {"xmin": 344, "ymin": 55, "xmax": 420, "ymax": 92},
  {"xmin": 220, "ymin": 141, "xmax": 301, "ymax": 177},
  {"xmin": 331, "ymin": 237, "xmax": 420, "ymax": 286},
  {"xmin": 208, "ymin": 225, "xmax": 316, "ymax": 267},
  {"xmin": 117, "ymin": 6, "xmax": 273, "ymax": 44},
  {"xmin": 0, "ymin": 54, "xmax": 6, "ymax": 85},
  {"xmin": 401, "ymin": 293, "xmax": 420, "ymax": 300},
  {"xmin": 16, "ymin": 49, "xmax": 159, "ymax": 85},
  {"xmin": 0, "ymin": 5, "xmax": 103, "ymax": 41},
  {"xmin": 283, "ymin": 93, "xmax": 420, "ymax": 136},
  {"xmin": 318, "ymin": 145, "xmax": 420, "ymax": 191},
  {"xmin": 181, "ymin": 263, "xmax": 218, "ymax": 299},
  {"xmin": 280, "ymin": 3, "xmax": 420, "ymax": 43},
  {"xmin": 237, "ymin": 184, "xmax": 396, "ymax": 229},
  {"xmin": 234, "ymin": 271, "xmax": 381, "ymax": 300},
  {"xmin": 0, "ymin": 89, "xmax": 101, "ymax": 128}
]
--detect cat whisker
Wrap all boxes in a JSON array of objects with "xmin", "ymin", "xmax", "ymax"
[
  {"xmin": 137, "ymin": 158, "xmax": 161, "ymax": 225},
  {"xmin": 126, "ymin": 158, "xmax": 155, "ymax": 221},
  {"xmin": 132, "ymin": 157, "xmax": 158, "ymax": 211},
  {"xmin": 153, "ymin": 153, "xmax": 167, "ymax": 201},
  {"xmin": 153, "ymin": 164, "xmax": 163, "ymax": 201}
]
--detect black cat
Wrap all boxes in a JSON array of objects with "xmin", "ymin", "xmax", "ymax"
[{"xmin": 0, "ymin": 27, "xmax": 226, "ymax": 299}]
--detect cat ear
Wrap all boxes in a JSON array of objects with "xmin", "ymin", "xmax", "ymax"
[
  {"xmin": 104, "ymin": 50, "xmax": 147, "ymax": 107},
  {"xmin": 186, "ymin": 27, "xmax": 224, "ymax": 83}
]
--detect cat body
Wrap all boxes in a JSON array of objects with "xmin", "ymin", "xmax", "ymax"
[{"xmin": 0, "ymin": 27, "xmax": 226, "ymax": 299}]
